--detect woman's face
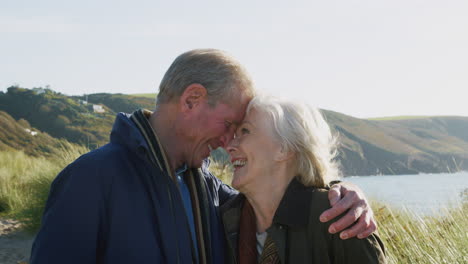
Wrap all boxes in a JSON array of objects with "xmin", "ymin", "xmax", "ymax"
[{"xmin": 226, "ymin": 108, "xmax": 283, "ymax": 192}]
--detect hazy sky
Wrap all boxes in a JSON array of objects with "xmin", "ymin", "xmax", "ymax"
[{"xmin": 1, "ymin": 0, "xmax": 467, "ymax": 118}]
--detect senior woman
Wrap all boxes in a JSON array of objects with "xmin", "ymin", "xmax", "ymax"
[{"xmin": 221, "ymin": 95, "xmax": 386, "ymax": 264}]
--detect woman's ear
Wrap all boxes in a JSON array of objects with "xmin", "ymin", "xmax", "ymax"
[
  {"xmin": 274, "ymin": 145, "xmax": 295, "ymax": 162},
  {"xmin": 179, "ymin": 84, "xmax": 207, "ymax": 112}
]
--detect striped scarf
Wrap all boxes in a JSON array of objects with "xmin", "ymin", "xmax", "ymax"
[
  {"xmin": 258, "ymin": 235, "xmax": 281, "ymax": 264},
  {"xmin": 130, "ymin": 109, "xmax": 209, "ymax": 264}
]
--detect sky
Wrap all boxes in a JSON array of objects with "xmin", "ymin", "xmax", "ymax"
[{"xmin": 1, "ymin": 0, "xmax": 467, "ymax": 118}]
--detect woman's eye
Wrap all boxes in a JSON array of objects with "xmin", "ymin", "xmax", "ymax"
[{"xmin": 241, "ymin": 127, "xmax": 250, "ymax": 134}]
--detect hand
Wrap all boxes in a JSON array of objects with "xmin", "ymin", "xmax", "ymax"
[{"xmin": 319, "ymin": 182, "xmax": 376, "ymax": 239}]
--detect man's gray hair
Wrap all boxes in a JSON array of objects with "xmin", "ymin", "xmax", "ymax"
[
  {"xmin": 157, "ymin": 49, "xmax": 254, "ymax": 106},
  {"xmin": 247, "ymin": 95, "xmax": 340, "ymax": 187}
]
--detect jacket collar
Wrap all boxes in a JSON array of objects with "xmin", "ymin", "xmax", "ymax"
[
  {"xmin": 220, "ymin": 179, "xmax": 317, "ymax": 264},
  {"xmin": 130, "ymin": 109, "xmax": 173, "ymax": 175},
  {"xmin": 221, "ymin": 178, "xmax": 316, "ymax": 231},
  {"xmin": 271, "ymin": 178, "xmax": 315, "ymax": 228}
]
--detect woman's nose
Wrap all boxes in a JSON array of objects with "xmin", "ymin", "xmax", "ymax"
[{"xmin": 226, "ymin": 137, "xmax": 239, "ymax": 153}]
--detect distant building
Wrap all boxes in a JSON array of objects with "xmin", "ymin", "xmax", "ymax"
[
  {"xmin": 24, "ymin": 128, "xmax": 38, "ymax": 136},
  {"xmin": 93, "ymin": 104, "xmax": 105, "ymax": 113}
]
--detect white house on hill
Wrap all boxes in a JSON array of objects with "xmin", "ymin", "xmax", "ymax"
[{"xmin": 93, "ymin": 104, "xmax": 105, "ymax": 113}]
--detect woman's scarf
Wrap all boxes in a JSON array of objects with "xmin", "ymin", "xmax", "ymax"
[
  {"xmin": 238, "ymin": 199, "xmax": 257, "ymax": 264},
  {"xmin": 238, "ymin": 199, "xmax": 280, "ymax": 264}
]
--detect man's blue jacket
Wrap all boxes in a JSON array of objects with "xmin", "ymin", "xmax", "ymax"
[{"xmin": 30, "ymin": 112, "xmax": 237, "ymax": 264}]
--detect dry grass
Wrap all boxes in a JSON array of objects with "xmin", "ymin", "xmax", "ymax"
[
  {"xmin": 0, "ymin": 144, "xmax": 87, "ymax": 231},
  {"xmin": 374, "ymin": 201, "xmax": 467, "ymax": 264}
]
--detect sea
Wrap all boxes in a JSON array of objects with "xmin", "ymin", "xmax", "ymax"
[{"xmin": 346, "ymin": 171, "xmax": 468, "ymax": 216}]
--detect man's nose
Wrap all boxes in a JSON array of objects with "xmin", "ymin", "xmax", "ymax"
[{"xmin": 219, "ymin": 135, "xmax": 231, "ymax": 149}]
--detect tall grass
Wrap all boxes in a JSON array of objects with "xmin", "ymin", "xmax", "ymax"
[
  {"xmin": 0, "ymin": 143, "xmax": 87, "ymax": 231},
  {"xmin": 374, "ymin": 202, "xmax": 467, "ymax": 263}
]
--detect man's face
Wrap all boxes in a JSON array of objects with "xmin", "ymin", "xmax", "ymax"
[{"xmin": 183, "ymin": 95, "xmax": 250, "ymax": 168}]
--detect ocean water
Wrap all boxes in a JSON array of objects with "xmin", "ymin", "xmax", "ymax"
[{"xmin": 346, "ymin": 171, "xmax": 468, "ymax": 215}]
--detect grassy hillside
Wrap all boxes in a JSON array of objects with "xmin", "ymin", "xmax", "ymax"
[
  {"xmin": 322, "ymin": 110, "xmax": 468, "ymax": 176},
  {"xmin": 1, "ymin": 86, "xmax": 467, "ymax": 176},
  {"xmin": 0, "ymin": 87, "xmax": 154, "ymax": 148},
  {"xmin": 0, "ymin": 111, "xmax": 80, "ymax": 158},
  {"xmin": 72, "ymin": 93, "xmax": 155, "ymax": 113},
  {"xmin": 0, "ymin": 87, "xmax": 114, "ymax": 148},
  {"xmin": 129, "ymin": 93, "xmax": 157, "ymax": 99}
]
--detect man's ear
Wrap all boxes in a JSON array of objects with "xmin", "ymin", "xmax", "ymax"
[{"xmin": 179, "ymin": 84, "xmax": 207, "ymax": 112}]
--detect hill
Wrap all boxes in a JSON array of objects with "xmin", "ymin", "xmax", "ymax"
[
  {"xmin": 0, "ymin": 87, "xmax": 155, "ymax": 148},
  {"xmin": 0, "ymin": 87, "xmax": 115, "ymax": 148},
  {"xmin": 129, "ymin": 93, "xmax": 157, "ymax": 99},
  {"xmin": 72, "ymin": 93, "xmax": 155, "ymax": 113},
  {"xmin": 324, "ymin": 110, "xmax": 468, "ymax": 175},
  {"xmin": 1, "ymin": 86, "xmax": 467, "ymax": 176},
  {"xmin": 0, "ymin": 111, "xmax": 77, "ymax": 157}
]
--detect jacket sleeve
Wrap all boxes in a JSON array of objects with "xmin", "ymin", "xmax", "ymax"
[
  {"xmin": 330, "ymin": 233, "xmax": 387, "ymax": 264},
  {"xmin": 217, "ymin": 180, "xmax": 239, "ymax": 206},
  {"xmin": 30, "ymin": 157, "xmax": 108, "ymax": 264},
  {"xmin": 309, "ymin": 189, "xmax": 387, "ymax": 264}
]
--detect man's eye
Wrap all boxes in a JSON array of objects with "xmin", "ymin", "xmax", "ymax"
[{"xmin": 225, "ymin": 121, "xmax": 232, "ymax": 128}]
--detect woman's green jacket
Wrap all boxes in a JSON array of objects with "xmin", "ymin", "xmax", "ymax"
[{"xmin": 220, "ymin": 179, "xmax": 387, "ymax": 264}]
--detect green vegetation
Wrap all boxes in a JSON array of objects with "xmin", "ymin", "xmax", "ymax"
[
  {"xmin": 0, "ymin": 86, "xmax": 115, "ymax": 148},
  {"xmin": 0, "ymin": 145, "xmax": 87, "ymax": 231},
  {"xmin": 0, "ymin": 87, "xmax": 155, "ymax": 149},
  {"xmin": 129, "ymin": 93, "xmax": 157, "ymax": 99},
  {"xmin": 0, "ymin": 111, "xmax": 80, "ymax": 158},
  {"xmin": 74, "ymin": 93, "xmax": 155, "ymax": 113},
  {"xmin": 374, "ymin": 202, "xmax": 467, "ymax": 263}
]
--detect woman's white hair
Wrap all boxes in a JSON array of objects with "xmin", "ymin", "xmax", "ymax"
[{"xmin": 247, "ymin": 95, "xmax": 340, "ymax": 187}]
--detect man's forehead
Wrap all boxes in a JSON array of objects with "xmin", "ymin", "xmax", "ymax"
[
  {"xmin": 219, "ymin": 103, "xmax": 244, "ymax": 121},
  {"xmin": 226, "ymin": 98, "xmax": 250, "ymax": 121}
]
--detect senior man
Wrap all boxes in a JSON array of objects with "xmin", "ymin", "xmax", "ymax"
[{"xmin": 31, "ymin": 49, "xmax": 376, "ymax": 264}]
